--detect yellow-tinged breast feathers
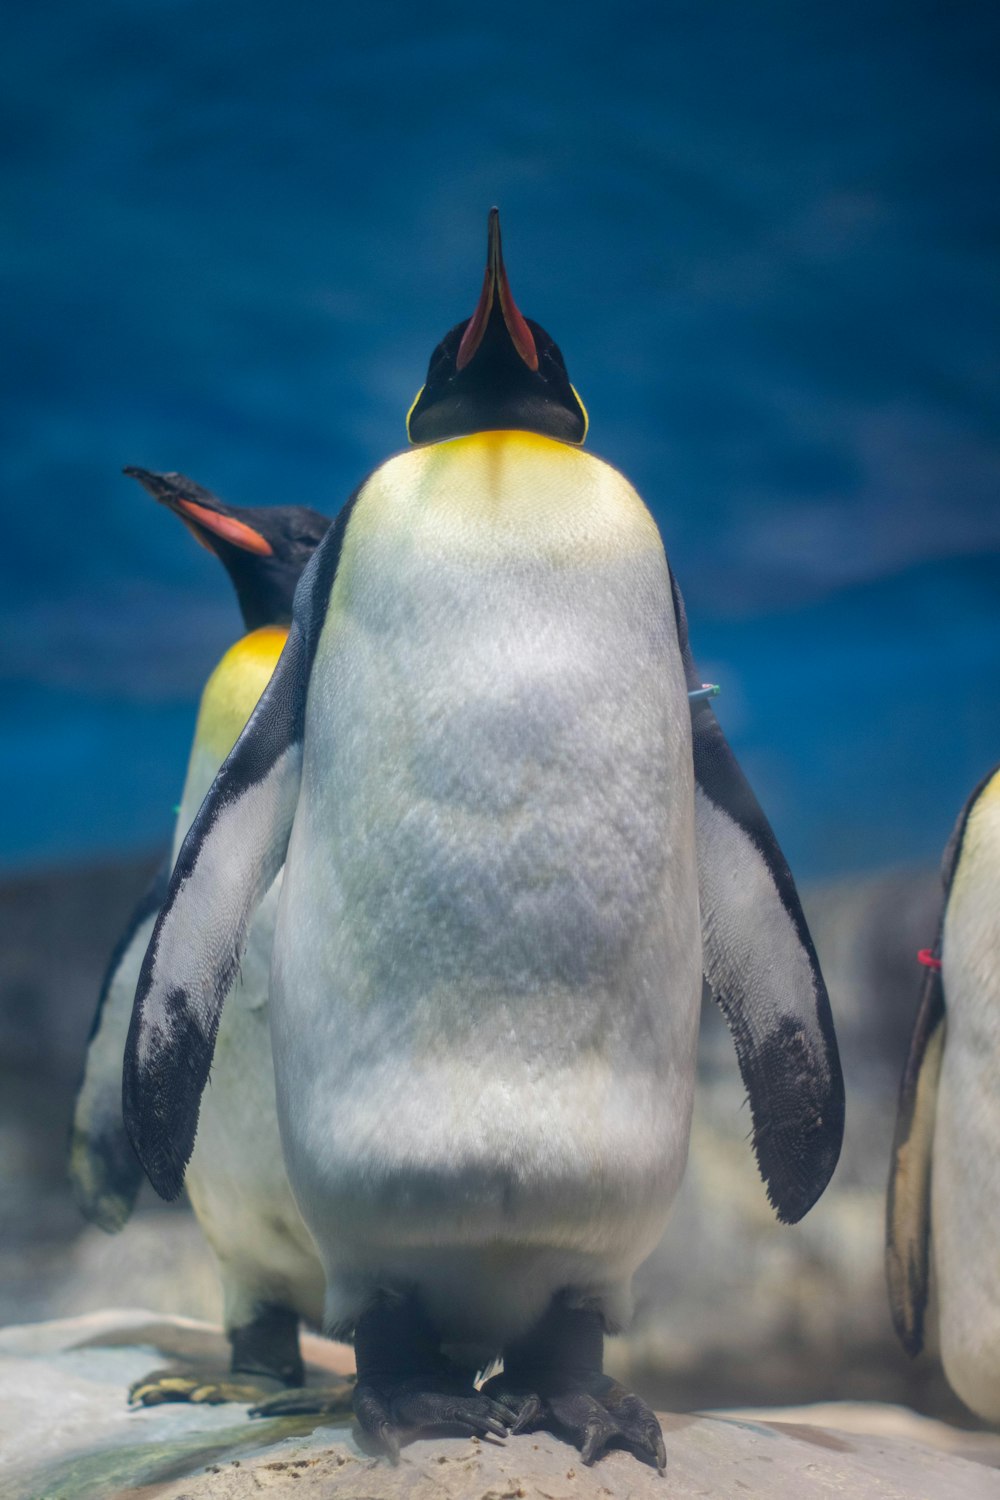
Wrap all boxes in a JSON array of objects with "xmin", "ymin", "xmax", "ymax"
[
  {"xmin": 949, "ymin": 766, "xmax": 1000, "ymax": 903},
  {"xmin": 973, "ymin": 766, "xmax": 1000, "ymax": 812},
  {"xmin": 351, "ymin": 431, "xmax": 662, "ymax": 564},
  {"xmin": 193, "ymin": 626, "xmax": 288, "ymax": 763}
]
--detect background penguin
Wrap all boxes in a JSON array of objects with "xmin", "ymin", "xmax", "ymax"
[
  {"xmin": 123, "ymin": 211, "xmax": 844, "ymax": 1469},
  {"xmin": 887, "ymin": 761, "xmax": 1000, "ymax": 1421},
  {"xmin": 70, "ymin": 469, "xmax": 346, "ymax": 1409}
]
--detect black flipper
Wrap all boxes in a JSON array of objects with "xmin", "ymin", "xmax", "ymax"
[
  {"xmin": 123, "ymin": 497, "xmax": 360, "ymax": 1201},
  {"xmin": 69, "ymin": 858, "xmax": 171, "ymax": 1231},
  {"xmin": 885, "ymin": 951, "xmax": 945, "ymax": 1356},
  {"xmin": 885, "ymin": 759, "xmax": 999, "ymax": 1354},
  {"xmin": 670, "ymin": 570, "xmax": 845, "ymax": 1223}
]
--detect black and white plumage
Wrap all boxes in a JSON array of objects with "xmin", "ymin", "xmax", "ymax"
[
  {"xmin": 71, "ymin": 472, "xmax": 331, "ymax": 1394},
  {"xmin": 124, "ymin": 213, "xmax": 842, "ymax": 1465},
  {"xmin": 887, "ymin": 762, "xmax": 1000, "ymax": 1420}
]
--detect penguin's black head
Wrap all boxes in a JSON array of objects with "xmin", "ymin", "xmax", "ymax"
[
  {"xmin": 406, "ymin": 209, "xmax": 588, "ymax": 447},
  {"xmin": 124, "ymin": 467, "xmax": 330, "ymax": 632}
]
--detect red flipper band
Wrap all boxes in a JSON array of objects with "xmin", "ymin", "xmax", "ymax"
[{"xmin": 917, "ymin": 949, "xmax": 942, "ymax": 971}]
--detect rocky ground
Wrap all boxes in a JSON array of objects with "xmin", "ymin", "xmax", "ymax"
[{"xmin": 2, "ymin": 1312, "xmax": 999, "ymax": 1500}]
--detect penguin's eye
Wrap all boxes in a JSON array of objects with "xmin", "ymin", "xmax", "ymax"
[{"xmin": 429, "ymin": 341, "xmax": 457, "ymax": 384}]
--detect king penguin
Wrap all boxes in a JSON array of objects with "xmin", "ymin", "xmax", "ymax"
[
  {"xmin": 124, "ymin": 210, "xmax": 844, "ymax": 1467},
  {"xmin": 71, "ymin": 468, "xmax": 346, "ymax": 1409},
  {"xmin": 887, "ymin": 761, "xmax": 1000, "ymax": 1421}
]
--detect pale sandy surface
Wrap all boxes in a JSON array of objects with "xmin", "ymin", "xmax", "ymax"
[{"xmin": 2, "ymin": 1313, "xmax": 999, "ymax": 1500}]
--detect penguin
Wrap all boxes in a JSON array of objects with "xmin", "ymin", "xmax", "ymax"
[
  {"xmin": 70, "ymin": 469, "xmax": 346, "ymax": 1410},
  {"xmin": 123, "ymin": 210, "xmax": 844, "ymax": 1468},
  {"xmin": 886, "ymin": 761, "xmax": 1000, "ymax": 1421}
]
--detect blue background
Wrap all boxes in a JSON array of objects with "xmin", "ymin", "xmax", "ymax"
[{"xmin": 2, "ymin": 1, "xmax": 997, "ymax": 875}]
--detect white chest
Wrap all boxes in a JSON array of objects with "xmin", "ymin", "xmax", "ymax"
[
  {"xmin": 933, "ymin": 790, "xmax": 1000, "ymax": 1417},
  {"xmin": 270, "ymin": 435, "xmax": 701, "ymax": 1272}
]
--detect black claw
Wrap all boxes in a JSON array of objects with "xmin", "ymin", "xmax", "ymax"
[
  {"xmin": 479, "ymin": 1373, "xmax": 544, "ymax": 1434},
  {"xmin": 603, "ymin": 1387, "xmax": 666, "ymax": 1472},
  {"xmin": 549, "ymin": 1391, "xmax": 619, "ymax": 1466},
  {"xmin": 482, "ymin": 1394, "xmax": 519, "ymax": 1426},
  {"xmin": 380, "ymin": 1422, "xmax": 401, "ymax": 1465},
  {"xmin": 393, "ymin": 1389, "xmax": 509, "ymax": 1441},
  {"xmin": 354, "ymin": 1382, "xmax": 402, "ymax": 1462},
  {"xmin": 511, "ymin": 1393, "xmax": 543, "ymax": 1433}
]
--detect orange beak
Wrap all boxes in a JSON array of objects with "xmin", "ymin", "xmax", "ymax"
[
  {"xmin": 456, "ymin": 208, "xmax": 539, "ymax": 373},
  {"xmin": 174, "ymin": 499, "xmax": 274, "ymax": 557}
]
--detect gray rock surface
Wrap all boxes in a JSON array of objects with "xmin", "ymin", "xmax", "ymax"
[{"xmin": 2, "ymin": 1313, "xmax": 998, "ymax": 1500}]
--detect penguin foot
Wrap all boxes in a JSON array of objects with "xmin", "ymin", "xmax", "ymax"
[
  {"xmin": 353, "ymin": 1375, "xmax": 514, "ymax": 1462},
  {"xmin": 229, "ymin": 1303, "xmax": 304, "ymax": 1387},
  {"xmin": 482, "ymin": 1370, "xmax": 665, "ymax": 1471},
  {"xmin": 128, "ymin": 1368, "xmax": 286, "ymax": 1407},
  {"xmin": 248, "ymin": 1375, "xmax": 356, "ymax": 1419},
  {"xmin": 350, "ymin": 1293, "xmax": 519, "ymax": 1462},
  {"xmin": 487, "ymin": 1298, "xmax": 666, "ymax": 1473},
  {"xmin": 537, "ymin": 1378, "xmax": 665, "ymax": 1471}
]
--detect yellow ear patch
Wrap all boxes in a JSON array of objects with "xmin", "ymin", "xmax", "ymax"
[
  {"xmin": 569, "ymin": 385, "xmax": 589, "ymax": 445},
  {"xmin": 977, "ymin": 766, "xmax": 1000, "ymax": 809},
  {"xmin": 949, "ymin": 766, "xmax": 1000, "ymax": 904},
  {"xmin": 193, "ymin": 627, "xmax": 288, "ymax": 762},
  {"xmin": 405, "ymin": 386, "xmax": 425, "ymax": 444}
]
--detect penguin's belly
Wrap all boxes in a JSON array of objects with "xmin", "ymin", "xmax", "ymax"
[
  {"xmin": 933, "ymin": 792, "xmax": 1000, "ymax": 1420},
  {"xmin": 271, "ymin": 435, "xmax": 701, "ymax": 1339},
  {"xmin": 185, "ymin": 880, "xmax": 325, "ymax": 1330}
]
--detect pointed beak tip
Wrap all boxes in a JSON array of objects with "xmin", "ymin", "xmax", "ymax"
[
  {"xmin": 456, "ymin": 209, "xmax": 538, "ymax": 374},
  {"xmin": 487, "ymin": 207, "xmax": 502, "ymax": 267}
]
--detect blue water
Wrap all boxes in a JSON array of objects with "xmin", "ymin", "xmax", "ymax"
[{"xmin": 2, "ymin": 2, "xmax": 998, "ymax": 875}]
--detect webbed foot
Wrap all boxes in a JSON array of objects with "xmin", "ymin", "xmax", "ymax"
[
  {"xmin": 485, "ymin": 1299, "xmax": 666, "ymax": 1473},
  {"xmin": 130, "ymin": 1303, "xmax": 306, "ymax": 1409},
  {"xmin": 350, "ymin": 1296, "xmax": 516, "ymax": 1462},
  {"xmin": 129, "ymin": 1368, "xmax": 284, "ymax": 1407},
  {"xmin": 545, "ymin": 1378, "xmax": 665, "ymax": 1470},
  {"xmin": 249, "ymin": 1375, "xmax": 356, "ymax": 1418},
  {"xmin": 354, "ymin": 1377, "xmax": 513, "ymax": 1462}
]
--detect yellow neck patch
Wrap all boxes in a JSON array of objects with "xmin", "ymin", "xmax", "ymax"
[
  {"xmin": 976, "ymin": 767, "xmax": 1000, "ymax": 810},
  {"xmin": 949, "ymin": 766, "xmax": 1000, "ymax": 903},
  {"xmin": 193, "ymin": 626, "xmax": 288, "ymax": 763},
  {"xmin": 350, "ymin": 430, "xmax": 660, "ymax": 566}
]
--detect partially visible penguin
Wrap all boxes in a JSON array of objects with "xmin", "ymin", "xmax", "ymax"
[
  {"xmin": 124, "ymin": 211, "xmax": 844, "ymax": 1469},
  {"xmin": 70, "ymin": 468, "xmax": 346, "ymax": 1410},
  {"xmin": 887, "ymin": 762, "xmax": 1000, "ymax": 1421}
]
